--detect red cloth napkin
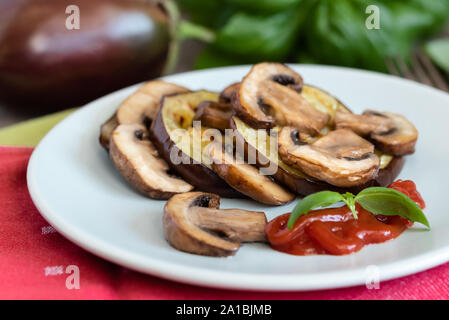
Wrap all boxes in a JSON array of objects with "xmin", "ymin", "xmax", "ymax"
[{"xmin": 1, "ymin": 146, "xmax": 449, "ymax": 300}]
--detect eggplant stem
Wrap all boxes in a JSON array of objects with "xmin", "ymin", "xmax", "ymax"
[
  {"xmin": 163, "ymin": 37, "xmax": 180, "ymax": 75},
  {"xmin": 162, "ymin": 0, "xmax": 215, "ymax": 75},
  {"xmin": 178, "ymin": 21, "xmax": 216, "ymax": 43}
]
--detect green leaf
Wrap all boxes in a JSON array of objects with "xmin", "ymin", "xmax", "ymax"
[
  {"xmin": 194, "ymin": 47, "xmax": 251, "ymax": 70},
  {"xmin": 183, "ymin": 0, "xmax": 449, "ymax": 71},
  {"xmin": 213, "ymin": 8, "xmax": 305, "ymax": 61},
  {"xmin": 355, "ymin": 187, "xmax": 430, "ymax": 228},
  {"xmin": 302, "ymin": 0, "xmax": 449, "ymax": 72},
  {"xmin": 225, "ymin": 0, "xmax": 302, "ymax": 13},
  {"xmin": 177, "ymin": 0, "xmax": 235, "ymax": 29},
  {"xmin": 342, "ymin": 192, "xmax": 358, "ymax": 219},
  {"xmin": 425, "ymin": 38, "xmax": 449, "ymax": 73},
  {"xmin": 287, "ymin": 191, "xmax": 344, "ymax": 229}
]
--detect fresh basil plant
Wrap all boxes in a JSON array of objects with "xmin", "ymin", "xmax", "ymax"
[{"xmin": 287, "ymin": 187, "xmax": 430, "ymax": 229}]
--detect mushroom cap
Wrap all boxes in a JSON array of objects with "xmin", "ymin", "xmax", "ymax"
[
  {"xmin": 163, "ymin": 192, "xmax": 267, "ymax": 257},
  {"xmin": 233, "ymin": 63, "xmax": 329, "ymax": 134},
  {"xmin": 219, "ymin": 82, "xmax": 240, "ymax": 104},
  {"xmin": 116, "ymin": 80, "xmax": 189, "ymax": 126},
  {"xmin": 110, "ymin": 124, "xmax": 193, "ymax": 199},
  {"xmin": 193, "ymin": 101, "xmax": 232, "ymax": 131},
  {"xmin": 335, "ymin": 110, "xmax": 394, "ymax": 136},
  {"xmin": 278, "ymin": 128, "xmax": 380, "ymax": 187},
  {"xmin": 99, "ymin": 113, "xmax": 118, "ymax": 151},
  {"xmin": 208, "ymin": 142, "xmax": 295, "ymax": 206},
  {"xmin": 366, "ymin": 111, "xmax": 418, "ymax": 156}
]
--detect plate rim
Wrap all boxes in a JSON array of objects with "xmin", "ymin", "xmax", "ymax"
[{"xmin": 27, "ymin": 64, "xmax": 449, "ymax": 291}]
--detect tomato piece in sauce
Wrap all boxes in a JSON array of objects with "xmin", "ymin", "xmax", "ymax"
[
  {"xmin": 265, "ymin": 180, "xmax": 425, "ymax": 256},
  {"xmin": 388, "ymin": 179, "xmax": 425, "ymax": 209}
]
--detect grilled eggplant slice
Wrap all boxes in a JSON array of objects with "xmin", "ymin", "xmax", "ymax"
[{"xmin": 149, "ymin": 90, "xmax": 243, "ymax": 198}]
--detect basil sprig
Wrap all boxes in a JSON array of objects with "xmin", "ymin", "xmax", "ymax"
[{"xmin": 287, "ymin": 187, "xmax": 430, "ymax": 230}]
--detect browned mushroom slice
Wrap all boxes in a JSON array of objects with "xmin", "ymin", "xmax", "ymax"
[
  {"xmin": 116, "ymin": 81, "xmax": 189, "ymax": 127},
  {"xmin": 99, "ymin": 113, "xmax": 118, "ymax": 151},
  {"xmin": 278, "ymin": 128, "xmax": 380, "ymax": 187},
  {"xmin": 163, "ymin": 192, "xmax": 267, "ymax": 257},
  {"xmin": 208, "ymin": 143, "xmax": 295, "ymax": 205},
  {"xmin": 219, "ymin": 82, "xmax": 240, "ymax": 103},
  {"xmin": 100, "ymin": 81, "xmax": 189, "ymax": 151},
  {"xmin": 109, "ymin": 124, "xmax": 193, "ymax": 199},
  {"xmin": 232, "ymin": 116, "xmax": 404, "ymax": 195},
  {"xmin": 365, "ymin": 111, "xmax": 418, "ymax": 156},
  {"xmin": 193, "ymin": 101, "xmax": 232, "ymax": 130},
  {"xmin": 335, "ymin": 110, "xmax": 394, "ymax": 136},
  {"xmin": 233, "ymin": 63, "xmax": 329, "ymax": 134}
]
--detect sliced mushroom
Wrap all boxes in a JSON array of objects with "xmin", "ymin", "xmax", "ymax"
[
  {"xmin": 116, "ymin": 81, "xmax": 189, "ymax": 127},
  {"xmin": 99, "ymin": 113, "xmax": 119, "ymax": 151},
  {"xmin": 109, "ymin": 124, "xmax": 193, "ymax": 199},
  {"xmin": 193, "ymin": 101, "xmax": 232, "ymax": 130},
  {"xmin": 278, "ymin": 128, "xmax": 380, "ymax": 187},
  {"xmin": 208, "ymin": 143, "xmax": 295, "ymax": 205},
  {"xmin": 335, "ymin": 110, "xmax": 393, "ymax": 136},
  {"xmin": 365, "ymin": 111, "xmax": 418, "ymax": 156},
  {"xmin": 163, "ymin": 192, "xmax": 267, "ymax": 257},
  {"xmin": 219, "ymin": 82, "xmax": 240, "ymax": 103},
  {"xmin": 233, "ymin": 63, "xmax": 329, "ymax": 135}
]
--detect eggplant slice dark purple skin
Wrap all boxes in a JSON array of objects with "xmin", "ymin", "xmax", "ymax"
[{"xmin": 149, "ymin": 93, "xmax": 244, "ymax": 198}]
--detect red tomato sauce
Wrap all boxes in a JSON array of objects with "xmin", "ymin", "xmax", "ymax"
[{"xmin": 265, "ymin": 180, "xmax": 425, "ymax": 256}]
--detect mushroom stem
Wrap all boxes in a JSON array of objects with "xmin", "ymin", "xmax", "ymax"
[
  {"xmin": 163, "ymin": 192, "xmax": 268, "ymax": 257},
  {"xmin": 195, "ymin": 207, "xmax": 267, "ymax": 242}
]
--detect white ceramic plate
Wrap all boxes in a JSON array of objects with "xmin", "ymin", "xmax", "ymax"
[{"xmin": 28, "ymin": 65, "xmax": 449, "ymax": 291}]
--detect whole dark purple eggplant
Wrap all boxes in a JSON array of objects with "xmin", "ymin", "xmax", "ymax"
[{"xmin": 0, "ymin": 0, "xmax": 170, "ymax": 110}]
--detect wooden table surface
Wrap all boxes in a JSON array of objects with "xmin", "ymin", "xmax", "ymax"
[{"xmin": 0, "ymin": 41, "xmax": 203, "ymax": 129}]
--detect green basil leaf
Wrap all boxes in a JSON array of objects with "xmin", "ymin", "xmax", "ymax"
[
  {"xmin": 355, "ymin": 187, "xmax": 430, "ymax": 228},
  {"xmin": 302, "ymin": 0, "xmax": 449, "ymax": 72},
  {"xmin": 213, "ymin": 9, "xmax": 304, "ymax": 60},
  {"xmin": 342, "ymin": 192, "xmax": 358, "ymax": 219},
  {"xmin": 194, "ymin": 47, "xmax": 251, "ymax": 70},
  {"xmin": 287, "ymin": 191, "xmax": 344, "ymax": 229},
  {"xmin": 425, "ymin": 38, "xmax": 449, "ymax": 73},
  {"xmin": 225, "ymin": 0, "xmax": 302, "ymax": 13},
  {"xmin": 178, "ymin": 0, "xmax": 235, "ymax": 29}
]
